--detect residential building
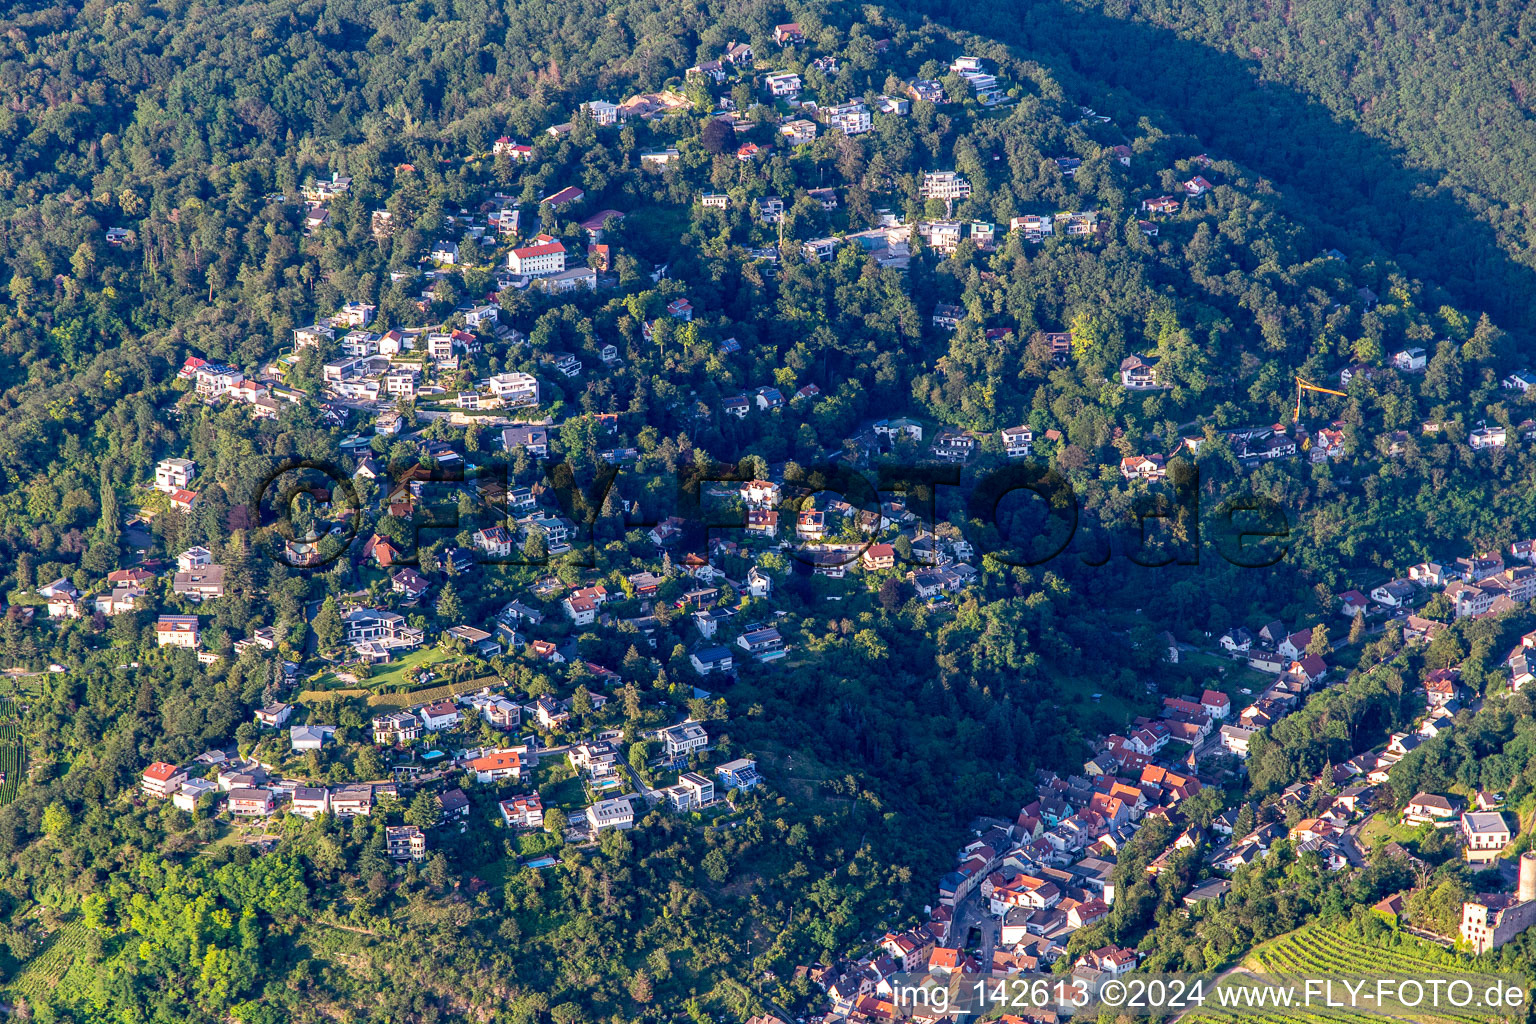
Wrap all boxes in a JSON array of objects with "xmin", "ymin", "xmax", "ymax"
[
  {"xmin": 372, "ymin": 711, "xmax": 422, "ymax": 745},
  {"xmin": 343, "ymin": 608, "xmax": 425, "ymax": 660},
  {"xmin": 862, "ymin": 544, "xmax": 896, "ymax": 571},
  {"xmin": 764, "ymin": 72, "xmax": 802, "ymax": 98},
  {"xmin": 535, "ymin": 695, "xmax": 570, "ymax": 730},
  {"xmin": 142, "ymin": 762, "xmax": 187, "ymax": 799},
  {"xmin": 473, "ymin": 526, "xmax": 516, "ymax": 560},
  {"xmin": 1403, "ymin": 792, "xmax": 1458, "ymax": 824},
  {"xmin": 154, "ymin": 615, "xmax": 200, "ymax": 649},
  {"xmin": 291, "ymin": 786, "xmax": 330, "ymax": 819},
  {"xmin": 468, "ymin": 749, "xmax": 524, "ymax": 783},
  {"xmin": 1120, "ymin": 454, "xmax": 1166, "ymax": 480},
  {"xmin": 503, "ymin": 232, "xmax": 564, "ymax": 276},
  {"xmin": 919, "ymin": 171, "xmax": 971, "ymax": 201},
  {"xmin": 173, "ymin": 777, "xmax": 216, "ymax": 812},
  {"xmin": 737, "ymin": 626, "xmax": 787, "ymax": 662},
  {"xmin": 419, "ymin": 701, "xmax": 462, "ymax": 731},
  {"xmin": 824, "ymin": 102, "xmax": 872, "ymax": 134},
  {"xmin": 502, "ymin": 424, "xmax": 549, "ymax": 457},
  {"xmin": 664, "ymin": 772, "xmax": 716, "ymax": 811},
  {"xmin": 1462, "ymin": 812, "xmax": 1512, "ymax": 863},
  {"xmin": 690, "ymin": 645, "xmax": 734, "ymax": 675},
  {"xmin": 386, "ymin": 825, "xmax": 428, "ymax": 862},
  {"xmin": 587, "ymin": 796, "xmax": 636, "ymax": 831},
  {"xmin": 173, "ymin": 564, "xmax": 225, "ymax": 602},
  {"xmin": 908, "ymin": 79, "xmax": 944, "ymax": 104},
  {"xmin": 177, "ymin": 545, "xmax": 213, "ymax": 571},
  {"xmin": 228, "ymin": 788, "xmax": 276, "ymax": 816},
  {"xmin": 780, "ymin": 120, "xmax": 817, "ymax": 145},
  {"xmin": 562, "ymin": 584, "xmax": 610, "ymax": 626},
  {"xmin": 290, "ymin": 725, "xmax": 333, "ymax": 751},
  {"xmin": 1119, "ymin": 354, "xmax": 1163, "ymax": 390},
  {"xmin": 154, "ymin": 458, "xmax": 197, "ymax": 493},
  {"xmin": 1001, "ymin": 426, "xmax": 1032, "ymax": 458},
  {"xmin": 330, "ymin": 784, "xmax": 375, "ymax": 817},
  {"xmin": 500, "ymin": 794, "xmax": 545, "ymax": 829},
  {"xmin": 715, "ymin": 758, "xmax": 761, "ymax": 791},
  {"xmin": 434, "ymin": 788, "xmax": 470, "ymax": 823},
  {"xmin": 659, "ymin": 719, "xmax": 709, "ymax": 762}
]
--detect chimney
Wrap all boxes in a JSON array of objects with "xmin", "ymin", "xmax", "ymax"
[{"xmin": 1520, "ymin": 852, "xmax": 1536, "ymax": 904}]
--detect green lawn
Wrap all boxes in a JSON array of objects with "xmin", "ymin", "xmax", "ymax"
[
  {"xmin": 538, "ymin": 774, "xmax": 587, "ymax": 814},
  {"xmin": 1177, "ymin": 650, "xmax": 1275, "ymax": 710},
  {"xmin": 307, "ymin": 645, "xmax": 461, "ymax": 695}
]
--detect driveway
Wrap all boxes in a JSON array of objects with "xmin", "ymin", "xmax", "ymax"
[{"xmin": 621, "ymin": 762, "xmax": 658, "ymax": 803}]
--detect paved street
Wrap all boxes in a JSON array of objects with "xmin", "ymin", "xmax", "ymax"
[{"xmin": 951, "ymin": 894, "xmax": 998, "ymax": 970}]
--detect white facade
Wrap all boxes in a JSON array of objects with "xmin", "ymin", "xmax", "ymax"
[
  {"xmin": 488, "ymin": 372, "xmax": 540, "ymax": 407},
  {"xmin": 507, "ymin": 236, "xmax": 567, "ymax": 276}
]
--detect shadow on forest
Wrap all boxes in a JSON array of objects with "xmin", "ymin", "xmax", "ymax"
[{"xmin": 903, "ymin": 0, "xmax": 1536, "ymax": 339}]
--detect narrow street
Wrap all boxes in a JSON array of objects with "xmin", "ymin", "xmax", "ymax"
[{"xmin": 951, "ymin": 894, "xmax": 998, "ymax": 970}]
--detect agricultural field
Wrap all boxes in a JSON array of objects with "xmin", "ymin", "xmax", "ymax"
[
  {"xmin": 9, "ymin": 919, "xmax": 90, "ymax": 1005},
  {"xmin": 1181, "ymin": 922, "xmax": 1500, "ymax": 1024},
  {"xmin": 1246, "ymin": 921, "xmax": 1469, "ymax": 975},
  {"xmin": 0, "ymin": 698, "xmax": 26, "ymax": 805},
  {"xmin": 366, "ymin": 674, "xmax": 500, "ymax": 709}
]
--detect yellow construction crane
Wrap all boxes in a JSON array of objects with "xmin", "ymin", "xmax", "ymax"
[{"xmin": 1294, "ymin": 376, "xmax": 1347, "ymax": 422}]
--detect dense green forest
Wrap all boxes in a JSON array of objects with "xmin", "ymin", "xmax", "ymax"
[
  {"xmin": 907, "ymin": 0, "xmax": 1536, "ymax": 335},
  {"xmin": 0, "ymin": 0, "xmax": 1535, "ymax": 1021}
]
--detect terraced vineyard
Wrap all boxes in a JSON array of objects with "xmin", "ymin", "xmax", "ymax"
[
  {"xmin": 366, "ymin": 675, "xmax": 499, "ymax": 709},
  {"xmin": 1247, "ymin": 921, "xmax": 1469, "ymax": 976},
  {"xmin": 0, "ymin": 700, "xmax": 26, "ymax": 805},
  {"xmin": 9, "ymin": 919, "xmax": 89, "ymax": 1004},
  {"xmin": 1182, "ymin": 923, "xmax": 1503, "ymax": 1024}
]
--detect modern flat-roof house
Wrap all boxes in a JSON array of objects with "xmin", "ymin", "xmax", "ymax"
[
  {"xmin": 155, "ymin": 458, "xmax": 197, "ymax": 493},
  {"xmin": 372, "ymin": 711, "xmax": 422, "ymax": 744},
  {"xmin": 666, "ymin": 771, "xmax": 716, "ymax": 811},
  {"xmin": 488, "ymin": 371, "xmax": 540, "ymax": 407},
  {"xmin": 344, "ymin": 608, "xmax": 425, "ymax": 661},
  {"xmin": 659, "ymin": 720, "xmax": 709, "ymax": 763},
  {"xmin": 386, "ymin": 825, "xmax": 428, "ymax": 862},
  {"xmin": 587, "ymin": 796, "xmax": 635, "ymax": 831},
  {"xmin": 1462, "ymin": 811, "xmax": 1512, "ymax": 863},
  {"xmin": 715, "ymin": 758, "xmax": 761, "ymax": 791},
  {"xmin": 227, "ymin": 787, "xmax": 276, "ymax": 816}
]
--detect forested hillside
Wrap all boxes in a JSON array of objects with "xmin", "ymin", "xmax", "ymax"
[{"xmin": 907, "ymin": 0, "xmax": 1536, "ymax": 336}]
